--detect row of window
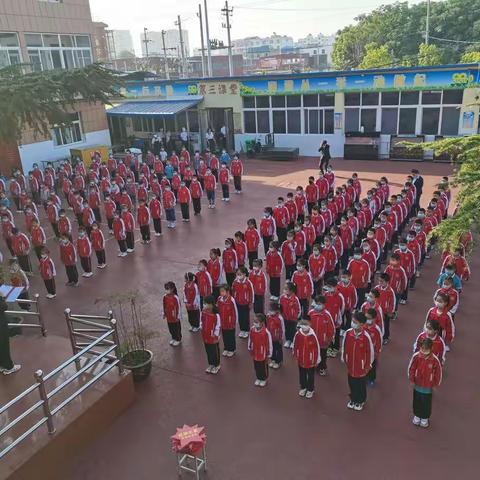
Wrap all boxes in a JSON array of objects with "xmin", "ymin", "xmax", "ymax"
[
  {"xmin": 52, "ymin": 113, "xmax": 83, "ymax": 146},
  {"xmin": 132, "ymin": 110, "xmax": 200, "ymax": 134},
  {"xmin": 243, "ymin": 93, "xmax": 335, "ymax": 109}
]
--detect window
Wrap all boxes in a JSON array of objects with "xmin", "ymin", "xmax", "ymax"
[
  {"xmin": 287, "ymin": 110, "xmax": 301, "ymax": 133},
  {"xmin": 324, "ymin": 110, "xmax": 334, "ymax": 134},
  {"xmin": 421, "ymin": 108, "xmax": 440, "ymax": 134},
  {"xmin": 360, "ymin": 109, "xmax": 377, "ymax": 132},
  {"xmin": 273, "ymin": 111, "xmax": 286, "ymax": 133},
  {"xmin": 398, "ymin": 108, "xmax": 416, "ymax": 134},
  {"xmin": 303, "ymin": 94, "xmax": 318, "ymax": 107},
  {"xmin": 442, "ymin": 89, "xmax": 463, "ymax": 104},
  {"xmin": 287, "ymin": 96, "xmax": 301, "ymax": 107},
  {"xmin": 305, "ymin": 110, "xmax": 319, "ymax": 134},
  {"xmin": 243, "ymin": 97, "xmax": 255, "ymax": 108},
  {"xmin": 132, "ymin": 117, "xmax": 143, "ymax": 131},
  {"xmin": 256, "ymin": 110, "xmax": 270, "ymax": 133},
  {"xmin": 0, "ymin": 32, "xmax": 21, "ymax": 68},
  {"xmin": 422, "ymin": 90, "xmax": 442, "ymax": 105},
  {"xmin": 362, "ymin": 92, "xmax": 379, "ymax": 106},
  {"xmin": 244, "ymin": 111, "xmax": 256, "ymax": 133},
  {"xmin": 319, "ymin": 93, "xmax": 334, "ymax": 107},
  {"xmin": 401, "ymin": 91, "xmax": 419, "ymax": 105},
  {"xmin": 440, "ymin": 107, "xmax": 460, "ymax": 136},
  {"xmin": 345, "ymin": 92, "xmax": 361, "ymax": 106},
  {"xmin": 381, "ymin": 92, "xmax": 399, "ymax": 105},
  {"xmin": 381, "ymin": 108, "xmax": 398, "ymax": 134},
  {"xmin": 52, "ymin": 113, "xmax": 83, "ymax": 146},
  {"xmin": 256, "ymin": 96, "xmax": 269, "ymax": 108},
  {"xmin": 188, "ymin": 110, "xmax": 199, "ymax": 132},
  {"xmin": 345, "ymin": 108, "xmax": 360, "ymax": 133},
  {"xmin": 271, "ymin": 96, "xmax": 285, "ymax": 108}
]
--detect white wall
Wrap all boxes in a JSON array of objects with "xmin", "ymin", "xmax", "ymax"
[
  {"xmin": 234, "ymin": 133, "xmax": 344, "ymax": 158},
  {"xmin": 18, "ymin": 129, "xmax": 111, "ymax": 173}
]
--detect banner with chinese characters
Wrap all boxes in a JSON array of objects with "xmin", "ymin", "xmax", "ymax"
[
  {"xmin": 120, "ymin": 81, "xmax": 200, "ymax": 99},
  {"xmin": 239, "ymin": 67, "xmax": 480, "ymax": 96}
]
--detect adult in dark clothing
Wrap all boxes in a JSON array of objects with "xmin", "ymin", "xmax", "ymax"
[
  {"xmin": 411, "ymin": 169, "xmax": 424, "ymax": 213},
  {"xmin": 0, "ymin": 294, "xmax": 21, "ymax": 375},
  {"xmin": 319, "ymin": 140, "xmax": 331, "ymax": 173}
]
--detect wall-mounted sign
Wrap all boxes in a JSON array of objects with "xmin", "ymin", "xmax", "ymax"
[{"xmin": 462, "ymin": 111, "xmax": 475, "ymax": 130}]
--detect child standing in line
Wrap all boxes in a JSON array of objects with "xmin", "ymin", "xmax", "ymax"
[
  {"xmin": 90, "ymin": 222, "xmax": 107, "ymax": 269},
  {"xmin": 308, "ymin": 244, "xmax": 326, "ymax": 297},
  {"xmin": 260, "ymin": 207, "xmax": 276, "ymax": 257},
  {"xmin": 244, "ymin": 219, "xmax": 260, "ymax": 269},
  {"xmin": 291, "ymin": 258, "xmax": 314, "ymax": 319},
  {"xmin": 137, "ymin": 200, "xmax": 151, "ymax": 244},
  {"xmin": 178, "ymin": 181, "xmax": 192, "ymax": 222},
  {"xmin": 204, "ymin": 168, "xmax": 217, "ymax": 209},
  {"xmin": 39, "ymin": 248, "xmax": 56, "ymax": 299},
  {"xmin": 248, "ymin": 314, "xmax": 272, "ymax": 387},
  {"xmin": 266, "ymin": 302, "xmax": 284, "ymax": 369},
  {"xmin": 293, "ymin": 320, "xmax": 321, "ymax": 399},
  {"xmin": 217, "ymin": 284, "xmax": 238, "ymax": 356},
  {"xmin": 219, "ymin": 163, "xmax": 230, "ymax": 201},
  {"xmin": 232, "ymin": 267, "xmax": 254, "ymax": 338},
  {"xmin": 281, "ymin": 229, "xmax": 297, "ymax": 281},
  {"xmin": 384, "ymin": 253, "xmax": 408, "ymax": 313},
  {"xmin": 183, "ymin": 272, "xmax": 201, "ymax": 332},
  {"xmin": 59, "ymin": 236, "xmax": 79, "ymax": 287},
  {"xmin": 196, "ymin": 259, "xmax": 213, "ymax": 310},
  {"xmin": 149, "ymin": 194, "xmax": 163, "ymax": 237},
  {"xmin": 413, "ymin": 320, "xmax": 446, "ymax": 364},
  {"xmin": 347, "ymin": 248, "xmax": 371, "ymax": 308},
  {"xmin": 266, "ymin": 241, "xmax": 283, "ymax": 299},
  {"xmin": 200, "ymin": 296, "xmax": 221, "ymax": 374},
  {"xmin": 223, "ymin": 238, "xmax": 238, "ymax": 287},
  {"xmin": 190, "ymin": 175, "xmax": 203, "ymax": 216},
  {"xmin": 374, "ymin": 273, "xmax": 396, "ymax": 344},
  {"xmin": 250, "ymin": 259, "xmax": 267, "ymax": 314},
  {"xmin": 279, "ymin": 281, "xmax": 301, "ymax": 348},
  {"xmin": 121, "ymin": 205, "xmax": 136, "ymax": 253},
  {"xmin": 230, "ymin": 154, "xmax": 243, "ymax": 193},
  {"xmin": 162, "ymin": 184, "xmax": 177, "ymax": 229},
  {"xmin": 365, "ymin": 308, "xmax": 383, "ymax": 386},
  {"xmin": 163, "ymin": 281, "xmax": 182, "ymax": 347},
  {"xmin": 336, "ymin": 270, "xmax": 357, "ymax": 332},
  {"xmin": 408, "ymin": 338, "xmax": 442, "ymax": 428},
  {"xmin": 234, "ymin": 231, "xmax": 248, "ymax": 269},
  {"xmin": 77, "ymin": 227, "xmax": 93, "ymax": 278},
  {"xmin": 425, "ymin": 292, "xmax": 455, "ymax": 348},
  {"xmin": 208, "ymin": 248, "xmax": 224, "ymax": 300},
  {"xmin": 324, "ymin": 278, "xmax": 345, "ymax": 358}
]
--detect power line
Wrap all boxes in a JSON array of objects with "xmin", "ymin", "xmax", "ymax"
[{"xmin": 429, "ymin": 35, "xmax": 480, "ymax": 45}]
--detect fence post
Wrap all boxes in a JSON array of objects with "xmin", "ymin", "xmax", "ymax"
[
  {"xmin": 110, "ymin": 319, "xmax": 124, "ymax": 375},
  {"xmin": 34, "ymin": 370, "xmax": 56, "ymax": 435},
  {"xmin": 64, "ymin": 308, "xmax": 81, "ymax": 371},
  {"xmin": 34, "ymin": 294, "xmax": 47, "ymax": 337}
]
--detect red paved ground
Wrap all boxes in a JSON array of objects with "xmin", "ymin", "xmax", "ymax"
[{"xmin": 3, "ymin": 157, "xmax": 479, "ymax": 480}]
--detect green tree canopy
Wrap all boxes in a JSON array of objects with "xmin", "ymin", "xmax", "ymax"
[
  {"xmin": 460, "ymin": 51, "xmax": 480, "ymax": 63},
  {"xmin": 417, "ymin": 43, "xmax": 444, "ymax": 66},
  {"xmin": 0, "ymin": 63, "xmax": 120, "ymax": 144},
  {"xmin": 358, "ymin": 43, "xmax": 393, "ymax": 69},
  {"xmin": 332, "ymin": 0, "xmax": 480, "ymax": 69}
]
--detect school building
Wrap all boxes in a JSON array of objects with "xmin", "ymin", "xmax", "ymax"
[{"xmin": 109, "ymin": 63, "xmax": 480, "ymax": 160}]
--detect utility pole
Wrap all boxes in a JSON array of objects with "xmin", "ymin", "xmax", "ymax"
[
  {"xmin": 221, "ymin": 1, "xmax": 234, "ymax": 77},
  {"xmin": 175, "ymin": 15, "xmax": 187, "ymax": 78},
  {"xmin": 425, "ymin": 0, "xmax": 431, "ymax": 45},
  {"xmin": 197, "ymin": 3, "xmax": 206, "ymax": 77},
  {"xmin": 204, "ymin": 0, "xmax": 213, "ymax": 76},
  {"xmin": 143, "ymin": 27, "xmax": 151, "ymax": 58},
  {"xmin": 161, "ymin": 30, "xmax": 170, "ymax": 80}
]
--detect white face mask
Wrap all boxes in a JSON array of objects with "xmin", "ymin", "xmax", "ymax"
[
  {"xmin": 366, "ymin": 296, "xmax": 374, "ymax": 303},
  {"xmin": 366, "ymin": 319, "xmax": 374, "ymax": 325},
  {"xmin": 297, "ymin": 266, "xmax": 304, "ymax": 272},
  {"xmin": 301, "ymin": 327, "xmax": 309, "ymax": 334},
  {"xmin": 351, "ymin": 321, "xmax": 360, "ymax": 330},
  {"xmin": 434, "ymin": 301, "xmax": 443, "ymax": 308},
  {"xmin": 254, "ymin": 323, "xmax": 262, "ymax": 331},
  {"xmin": 313, "ymin": 250, "xmax": 320, "ymax": 256},
  {"xmin": 269, "ymin": 247, "xmax": 275, "ymax": 253},
  {"xmin": 353, "ymin": 254, "xmax": 361, "ymax": 260}
]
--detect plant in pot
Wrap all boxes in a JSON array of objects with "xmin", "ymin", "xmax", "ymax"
[{"xmin": 96, "ymin": 290, "xmax": 156, "ymax": 382}]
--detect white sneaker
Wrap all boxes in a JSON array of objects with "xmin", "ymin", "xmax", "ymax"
[
  {"xmin": 259, "ymin": 380, "xmax": 267, "ymax": 387},
  {"xmin": 353, "ymin": 403, "xmax": 364, "ymax": 411},
  {"xmin": 205, "ymin": 366, "xmax": 213, "ymax": 373},
  {"xmin": 189, "ymin": 326, "xmax": 194, "ymax": 332},
  {"xmin": 127, "ymin": 248, "xmax": 134, "ymax": 253},
  {"xmin": 172, "ymin": 340, "xmax": 181, "ymax": 347},
  {"xmin": 238, "ymin": 331, "xmax": 243, "ymax": 338},
  {"xmin": 121, "ymin": 252, "xmax": 127, "ymax": 257},
  {"xmin": 82, "ymin": 272, "xmax": 89, "ymax": 277},
  {"xmin": 210, "ymin": 366, "xmax": 220, "ymax": 374},
  {"xmin": 347, "ymin": 401, "xmax": 355, "ymax": 409},
  {"xmin": 298, "ymin": 388, "xmax": 307, "ymax": 397},
  {"xmin": 254, "ymin": 379, "xmax": 261, "ymax": 386},
  {"xmin": 284, "ymin": 340, "xmax": 291, "ymax": 348},
  {"xmin": 155, "ymin": 232, "xmax": 161, "ymax": 237},
  {"xmin": 420, "ymin": 418, "xmax": 429, "ymax": 428},
  {"xmin": 268, "ymin": 360, "xmax": 274, "ymax": 368},
  {"xmin": 445, "ymin": 345, "xmax": 450, "ymax": 352},
  {"xmin": 46, "ymin": 293, "xmax": 56, "ymax": 299},
  {"xmin": 84, "ymin": 272, "xmax": 93, "ymax": 278},
  {"xmin": 412, "ymin": 416, "xmax": 421, "ymax": 426},
  {"xmin": 3, "ymin": 365, "xmax": 21, "ymax": 375},
  {"xmin": 272, "ymin": 362, "xmax": 280, "ymax": 369},
  {"xmin": 222, "ymin": 350, "xmax": 229, "ymax": 357},
  {"xmin": 117, "ymin": 252, "xmax": 123, "ymax": 257},
  {"xmin": 99, "ymin": 264, "xmax": 107, "ymax": 269},
  {"xmin": 305, "ymin": 391, "xmax": 314, "ymax": 399},
  {"xmin": 169, "ymin": 339, "xmax": 175, "ymax": 346},
  {"xmin": 227, "ymin": 351, "xmax": 235, "ymax": 357}
]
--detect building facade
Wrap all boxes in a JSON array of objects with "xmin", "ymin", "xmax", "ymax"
[
  {"xmin": 110, "ymin": 29, "xmax": 134, "ymax": 59},
  {"xmin": 0, "ymin": 0, "xmax": 111, "ymax": 173}
]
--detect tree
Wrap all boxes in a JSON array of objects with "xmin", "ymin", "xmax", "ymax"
[
  {"xmin": 417, "ymin": 43, "xmax": 444, "ymax": 66},
  {"xmin": 358, "ymin": 43, "xmax": 393, "ymax": 69},
  {"xmin": 0, "ymin": 63, "xmax": 120, "ymax": 144},
  {"xmin": 460, "ymin": 51, "xmax": 480, "ymax": 63}
]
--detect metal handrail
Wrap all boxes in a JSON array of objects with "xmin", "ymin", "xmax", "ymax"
[{"xmin": 6, "ymin": 293, "xmax": 46, "ymax": 336}]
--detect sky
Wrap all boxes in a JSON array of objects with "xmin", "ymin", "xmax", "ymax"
[{"xmin": 89, "ymin": 0, "xmax": 425, "ymax": 55}]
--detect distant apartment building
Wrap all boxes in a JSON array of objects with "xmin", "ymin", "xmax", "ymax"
[
  {"xmin": 110, "ymin": 29, "xmax": 134, "ymax": 58},
  {"xmin": 140, "ymin": 29, "xmax": 190, "ymax": 58},
  {"xmin": 296, "ymin": 33, "xmax": 335, "ymax": 67},
  {"xmin": 0, "ymin": 0, "xmax": 111, "ymax": 174}
]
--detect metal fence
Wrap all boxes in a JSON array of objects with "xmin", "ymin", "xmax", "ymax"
[{"xmin": 6, "ymin": 293, "xmax": 46, "ymax": 337}]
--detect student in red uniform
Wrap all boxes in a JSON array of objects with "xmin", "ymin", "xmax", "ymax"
[
  {"xmin": 292, "ymin": 258, "xmax": 314, "ymax": 319},
  {"xmin": 361, "ymin": 240, "xmax": 377, "ymax": 285},
  {"xmin": 208, "ymin": 248, "xmax": 223, "ymax": 299},
  {"xmin": 341, "ymin": 311, "xmax": 374, "ymax": 411},
  {"xmin": 178, "ymin": 181, "xmax": 192, "ymax": 222},
  {"xmin": 232, "ymin": 266, "xmax": 254, "ymax": 338},
  {"xmin": 302, "ymin": 216, "xmax": 316, "ymax": 259},
  {"xmin": 266, "ymin": 241, "xmax": 283, "ymax": 299},
  {"xmin": 347, "ymin": 247, "xmax": 371, "ymax": 308},
  {"xmin": 384, "ymin": 253, "xmax": 408, "ymax": 312},
  {"xmin": 137, "ymin": 200, "xmax": 151, "ymax": 244},
  {"xmin": 324, "ymin": 278, "xmax": 345, "ymax": 357},
  {"xmin": 121, "ymin": 205, "xmax": 135, "ymax": 253},
  {"xmin": 293, "ymin": 320, "xmax": 321, "ymax": 399},
  {"xmin": 77, "ymin": 227, "xmax": 93, "ymax": 278},
  {"xmin": 394, "ymin": 238, "xmax": 416, "ymax": 304},
  {"xmin": 305, "ymin": 176, "xmax": 319, "ymax": 214},
  {"xmin": 200, "ymin": 296, "xmax": 221, "ymax": 374},
  {"xmin": 266, "ymin": 302, "xmax": 284, "ymax": 369},
  {"xmin": 183, "ymin": 272, "xmax": 201, "ymax": 332},
  {"xmin": 281, "ymin": 229, "xmax": 297, "ymax": 281},
  {"xmin": 364, "ymin": 308, "xmax": 383, "ymax": 386},
  {"xmin": 222, "ymin": 238, "xmax": 238, "ymax": 287},
  {"xmin": 1, "ymin": 214, "xmax": 15, "ymax": 256},
  {"xmin": 248, "ymin": 314, "xmax": 272, "ymax": 387},
  {"xmin": 11, "ymin": 228, "xmax": 32, "ymax": 274},
  {"xmin": 425, "ymin": 292, "xmax": 455, "ymax": 347},
  {"xmin": 413, "ymin": 320, "xmax": 446, "ymax": 364},
  {"xmin": 162, "ymin": 184, "xmax": 176, "ymax": 228},
  {"xmin": 279, "ymin": 281, "xmax": 301, "ymax": 348},
  {"xmin": 308, "ymin": 295, "xmax": 335, "ymax": 376},
  {"xmin": 88, "ymin": 222, "xmax": 106, "ymax": 269},
  {"xmin": 294, "ymin": 186, "xmax": 308, "ymax": 224},
  {"xmin": 219, "ymin": 162, "xmax": 230, "ymax": 201},
  {"xmin": 260, "ymin": 207, "xmax": 276, "ymax": 257},
  {"xmin": 195, "ymin": 259, "xmax": 212, "ymax": 310},
  {"xmin": 244, "ymin": 218, "xmax": 260, "ymax": 269},
  {"xmin": 293, "ymin": 222, "xmax": 306, "ymax": 260},
  {"xmin": 30, "ymin": 219, "xmax": 47, "ymax": 260},
  {"xmin": 233, "ymin": 231, "xmax": 247, "ymax": 268},
  {"xmin": 190, "ymin": 175, "xmax": 203, "ymax": 216},
  {"xmin": 149, "ymin": 194, "xmax": 162, "ymax": 237},
  {"xmin": 59, "ymin": 236, "xmax": 79, "ymax": 286},
  {"xmin": 57, "ymin": 209, "xmax": 72, "ymax": 241},
  {"xmin": 434, "ymin": 276, "xmax": 459, "ymax": 316},
  {"xmin": 163, "ymin": 281, "xmax": 182, "ymax": 346},
  {"xmin": 103, "ymin": 194, "xmax": 116, "ymax": 234},
  {"xmin": 309, "ymin": 243, "xmax": 326, "ymax": 297},
  {"xmin": 273, "ymin": 197, "xmax": 290, "ymax": 244},
  {"xmin": 321, "ymin": 235, "xmax": 338, "ymax": 283},
  {"xmin": 250, "ymin": 258, "xmax": 267, "ymax": 314},
  {"xmin": 337, "ymin": 270, "xmax": 357, "ymax": 332},
  {"xmin": 230, "ymin": 154, "xmax": 243, "ymax": 193},
  {"xmin": 204, "ymin": 168, "xmax": 217, "ymax": 208},
  {"xmin": 374, "ymin": 273, "xmax": 396, "ymax": 343},
  {"xmin": 112, "ymin": 211, "xmax": 127, "ymax": 257},
  {"xmin": 39, "ymin": 248, "xmax": 56, "ymax": 298},
  {"xmin": 408, "ymin": 338, "xmax": 442, "ymax": 428},
  {"xmin": 217, "ymin": 284, "xmax": 238, "ymax": 356},
  {"xmin": 285, "ymin": 193, "xmax": 298, "ymax": 231},
  {"xmin": 442, "ymin": 246, "xmax": 470, "ymax": 282}
]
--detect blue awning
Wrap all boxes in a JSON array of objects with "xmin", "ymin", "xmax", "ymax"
[{"xmin": 107, "ymin": 98, "xmax": 202, "ymax": 117}]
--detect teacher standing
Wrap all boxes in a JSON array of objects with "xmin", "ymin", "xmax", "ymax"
[
  {"xmin": 318, "ymin": 140, "xmax": 331, "ymax": 174},
  {"xmin": 0, "ymin": 293, "xmax": 21, "ymax": 375}
]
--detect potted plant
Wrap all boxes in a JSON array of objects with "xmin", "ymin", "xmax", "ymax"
[{"xmin": 96, "ymin": 290, "xmax": 156, "ymax": 382}]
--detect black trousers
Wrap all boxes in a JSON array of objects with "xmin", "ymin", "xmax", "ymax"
[
  {"xmin": 271, "ymin": 340, "xmax": 283, "ymax": 364},
  {"xmin": 221, "ymin": 184, "xmax": 230, "ymax": 199},
  {"xmin": 269, "ymin": 276, "xmax": 280, "ymax": 298},
  {"xmin": 0, "ymin": 324, "xmax": 14, "ymax": 370},
  {"xmin": 233, "ymin": 176, "xmax": 242, "ymax": 191},
  {"xmin": 226, "ymin": 272, "xmax": 235, "ymax": 287},
  {"xmin": 167, "ymin": 321, "xmax": 182, "ymax": 341},
  {"xmin": 126, "ymin": 231, "xmax": 135, "ymax": 250},
  {"xmin": 284, "ymin": 319, "xmax": 297, "ymax": 342},
  {"xmin": 34, "ymin": 245, "xmax": 43, "ymax": 260},
  {"xmin": 318, "ymin": 347, "xmax": 328, "ymax": 371},
  {"xmin": 367, "ymin": 359, "xmax": 377, "ymax": 382},
  {"xmin": 140, "ymin": 225, "xmax": 151, "ymax": 242},
  {"xmin": 93, "ymin": 207, "xmax": 102, "ymax": 223},
  {"xmin": 222, "ymin": 328, "xmax": 236, "ymax": 352},
  {"xmin": 5, "ymin": 238, "xmax": 14, "ymax": 256},
  {"xmin": 17, "ymin": 254, "xmax": 32, "ymax": 273},
  {"xmin": 44, "ymin": 278, "xmax": 56, "ymax": 295},
  {"xmin": 253, "ymin": 294, "xmax": 265, "ymax": 314},
  {"xmin": 117, "ymin": 239, "xmax": 127, "ymax": 253},
  {"xmin": 285, "ymin": 264, "xmax": 295, "ymax": 281},
  {"xmin": 299, "ymin": 298, "xmax": 309, "ymax": 319},
  {"xmin": 65, "ymin": 265, "xmax": 79, "ymax": 284},
  {"xmin": 343, "ymin": 310, "xmax": 352, "ymax": 331},
  {"xmin": 204, "ymin": 342, "xmax": 220, "ymax": 366},
  {"xmin": 262, "ymin": 236, "xmax": 272, "ymax": 256},
  {"xmin": 237, "ymin": 304, "xmax": 250, "ymax": 332},
  {"xmin": 299, "ymin": 366, "xmax": 315, "ymax": 391},
  {"xmin": 384, "ymin": 314, "xmax": 391, "ymax": 340},
  {"xmin": 80, "ymin": 256, "xmax": 92, "ymax": 273},
  {"xmin": 313, "ymin": 279, "xmax": 323, "ymax": 298},
  {"xmin": 12, "ymin": 196, "xmax": 20, "ymax": 211},
  {"xmin": 192, "ymin": 198, "xmax": 201, "ymax": 214},
  {"xmin": 51, "ymin": 222, "xmax": 59, "ymax": 238},
  {"xmin": 413, "ymin": 389, "xmax": 433, "ymax": 419},
  {"xmin": 153, "ymin": 218, "xmax": 162, "ymax": 234},
  {"xmin": 277, "ymin": 227, "xmax": 287, "ymax": 245},
  {"xmin": 348, "ymin": 374, "xmax": 367, "ymax": 404},
  {"xmin": 356, "ymin": 288, "xmax": 366, "ymax": 309},
  {"xmin": 107, "ymin": 217, "xmax": 114, "ymax": 230},
  {"xmin": 95, "ymin": 249, "xmax": 106, "ymax": 265},
  {"xmin": 248, "ymin": 251, "xmax": 258, "ymax": 270},
  {"xmin": 180, "ymin": 203, "xmax": 190, "ymax": 220},
  {"xmin": 187, "ymin": 309, "xmax": 200, "ymax": 329},
  {"xmin": 254, "ymin": 359, "xmax": 268, "ymax": 381}
]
